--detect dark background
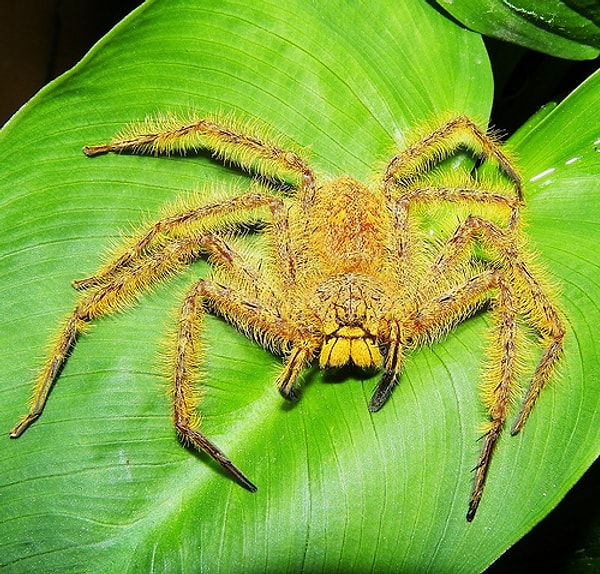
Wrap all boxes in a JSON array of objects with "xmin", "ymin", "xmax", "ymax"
[
  {"xmin": 1, "ymin": 2, "xmax": 598, "ymax": 572},
  {"xmin": 0, "ymin": 0, "xmax": 142, "ymax": 126}
]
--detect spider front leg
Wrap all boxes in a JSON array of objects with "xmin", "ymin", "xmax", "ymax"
[
  {"xmin": 172, "ymin": 275, "xmax": 315, "ymax": 488},
  {"xmin": 199, "ymin": 235, "xmax": 318, "ymax": 401},
  {"xmin": 408, "ymin": 267, "xmax": 522, "ymax": 521},
  {"xmin": 427, "ymin": 214, "xmax": 565, "ymax": 428},
  {"xmin": 419, "ymin": 215, "xmax": 564, "ymax": 519},
  {"xmin": 172, "ymin": 280, "xmax": 259, "ymax": 491},
  {"xmin": 465, "ymin": 271, "xmax": 520, "ymax": 522}
]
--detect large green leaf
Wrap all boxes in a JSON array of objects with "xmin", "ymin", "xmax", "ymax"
[
  {"xmin": 1, "ymin": 1, "xmax": 598, "ymax": 572},
  {"xmin": 435, "ymin": 0, "xmax": 600, "ymax": 59}
]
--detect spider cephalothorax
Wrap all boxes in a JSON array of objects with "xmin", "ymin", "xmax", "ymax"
[{"xmin": 10, "ymin": 114, "xmax": 565, "ymax": 521}]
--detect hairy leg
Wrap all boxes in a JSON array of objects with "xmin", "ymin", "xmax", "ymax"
[
  {"xmin": 424, "ymin": 214, "xmax": 565, "ymax": 431},
  {"xmin": 415, "ymin": 214, "xmax": 564, "ymax": 519},
  {"xmin": 409, "ymin": 268, "xmax": 520, "ymax": 521},
  {"xmin": 83, "ymin": 114, "xmax": 317, "ymax": 204},
  {"xmin": 190, "ymin": 232, "xmax": 319, "ymax": 401},
  {"xmin": 10, "ymin": 235, "xmax": 204, "ymax": 438},
  {"xmin": 400, "ymin": 185, "xmax": 520, "ymax": 210},
  {"xmin": 383, "ymin": 116, "xmax": 522, "ymax": 203},
  {"xmin": 74, "ymin": 188, "xmax": 288, "ymax": 290},
  {"xmin": 466, "ymin": 272, "xmax": 520, "ymax": 521},
  {"xmin": 171, "ymin": 275, "xmax": 314, "ymax": 487}
]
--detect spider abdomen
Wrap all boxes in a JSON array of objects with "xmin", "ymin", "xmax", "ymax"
[{"xmin": 307, "ymin": 177, "xmax": 390, "ymax": 274}]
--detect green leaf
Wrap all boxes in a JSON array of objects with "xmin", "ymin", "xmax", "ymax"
[
  {"xmin": 0, "ymin": 1, "xmax": 598, "ymax": 572},
  {"xmin": 435, "ymin": 0, "xmax": 600, "ymax": 59}
]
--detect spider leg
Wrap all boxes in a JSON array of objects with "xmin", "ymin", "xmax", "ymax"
[
  {"xmin": 384, "ymin": 198, "xmax": 412, "ymax": 287},
  {"xmin": 466, "ymin": 271, "xmax": 519, "ymax": 522},
  {"xmin": 407, "ymin": 267, "xmax": 519, "ymax": 521},
  {"xmin": 73, "ymin": 189, "xmax": 291, "ymax": 291},
  {"xmin": 10, "ymin": 235, "xmax": 203, "ymax": 438},
  {"xmin": 9, "ymin": 315, "xmax": 79, "ymax": 438},
  {"xmin": 432, "ymin": 214, "xmax": 565, "ymax": 417},
  {"xmin": 378, "ymin": 185, "xmax": 520, "ymax": 412},
  {"xmin": 401, "ymin": 186, "xmax": 521, "ymax": 210},
  {"xmin": 172, "ymin": 274, "xmax": 313, "ymax": 487},
  {"xmin": 402, "ymin": 184, "xmax": 522, "ymax": 230},
  {"xmin": 83, "ymin": 114, "xmax": 316, "ymax": 202},
  {"xmin": 172, "ymin": 280, "xmax": 260, "ymax": 492},
  {"xmin": 425, "ymin": 215, "xmax": 565, "ymax": 421},
  {"xmin": 510, "ymin": 270, "xmax": 565, "ymax": 434},
  {"xmin": 384, "ymin": 116, "xmax": 522, "ymax": 200},
  {"xmin": 416, "ymin": 215, "xmax": 564, "ymax": 519},
  {"xmin": 382, "ymin": 181, "xmax": 521, "ymax": 296},
  {"xmin": 12, "ymin": 185, "xmax": 305, "ymax": 434},
  {"xmin": 195, "ymin": 238, "xmax": 317, "ymax": 401}
]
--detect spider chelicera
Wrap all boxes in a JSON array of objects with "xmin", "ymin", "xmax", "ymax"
[{"xmin": 11, "ymin": 114, "xmax": 565, "ymax": 521}]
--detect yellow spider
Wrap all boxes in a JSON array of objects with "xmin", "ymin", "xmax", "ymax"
[{"xmin": 10, "ymin": 114, "xmax": 565, "ymax": 521}]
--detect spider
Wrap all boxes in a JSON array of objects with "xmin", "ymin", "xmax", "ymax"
[{"xmin": 10, "ymin": 114, "xmax": 565, "ymax": 521}]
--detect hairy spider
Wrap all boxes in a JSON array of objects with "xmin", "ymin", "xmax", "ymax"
[{"xmin": 10, "ymin": 114, "xmax": 565, "ymax": 521}]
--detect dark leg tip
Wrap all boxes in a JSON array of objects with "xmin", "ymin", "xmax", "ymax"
[
  {"xmin": 368, "ymin": 372, "xmax": 397, "ymax": 412},
  {"xmin": 279, "ymin": 387, "xmax": 299, "ymax": 402},
  {"xmin": 368, "ymin": 394, "xmax": 385, "ymax": 412}
]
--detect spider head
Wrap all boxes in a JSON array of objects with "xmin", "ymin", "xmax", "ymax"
[{"xmin": 314, "ymin": 273, "xmax": 388, "ymax": 370}]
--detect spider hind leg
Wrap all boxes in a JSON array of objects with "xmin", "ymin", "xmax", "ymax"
[{"xmin": 384, "ymin": 115, "xmax": 522, "ymax": 200}]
